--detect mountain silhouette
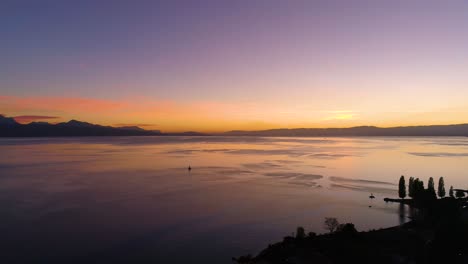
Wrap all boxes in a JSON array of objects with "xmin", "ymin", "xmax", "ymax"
[
  {"xmin": 0, "ymin": 115, "xmax": 161, "ymax": 137},
  {"xmin": 223, "ymin": 124, "xmax": 468, "ymax": 137},
  {"xmin": 117, "ymin": 126, "xmax": 147, "ymax": 132},
  {"xmin": 0, "ymin": 115, "xmax": 18, "ymax": 126}
]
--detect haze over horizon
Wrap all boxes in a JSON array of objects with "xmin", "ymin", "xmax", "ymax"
[{"xmin": 2, "ymin": 1, "xmax": 468, "ymax": 132}]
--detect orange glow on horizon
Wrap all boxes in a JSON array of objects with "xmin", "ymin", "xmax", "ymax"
[{"xmin": 2, "ymin": 95, "xmax": 468, "ymax": 133}]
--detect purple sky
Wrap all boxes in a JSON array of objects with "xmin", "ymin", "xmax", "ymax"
[{"xmin": 1, "ymin": 1, "xmax": 468, "ymax": 131}]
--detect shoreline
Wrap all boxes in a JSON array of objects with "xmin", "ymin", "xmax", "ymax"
[{"xmin": 235, "ymin": 197, "xmax": 468, "ymax": 263}]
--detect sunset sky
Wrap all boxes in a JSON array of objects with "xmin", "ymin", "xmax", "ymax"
[{"xmin": 1, "ymin": 1, "xmax": 468, "ymax": 132}]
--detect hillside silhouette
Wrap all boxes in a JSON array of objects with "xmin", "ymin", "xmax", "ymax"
[
  {"xmin": 0, "ymin": 115, "xmax": 161, "ymax": 137},
  {"xmin": 224, "ymin": 125, "xmax": 468, "ymax": 137}
]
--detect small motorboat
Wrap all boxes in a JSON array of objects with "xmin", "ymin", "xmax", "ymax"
[{"xmin": 369, "ymin": 193, "xmax": 375, "ymax": 199}]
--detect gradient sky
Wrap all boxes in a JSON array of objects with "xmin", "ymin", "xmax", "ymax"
[{"xmin": 1, "ymin": 0, "xmax": 468, "ymax": 132}]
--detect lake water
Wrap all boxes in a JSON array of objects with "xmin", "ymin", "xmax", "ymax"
[{"xmin": 1, "ymin": 136, "xmax": 467, "ymax": 263}]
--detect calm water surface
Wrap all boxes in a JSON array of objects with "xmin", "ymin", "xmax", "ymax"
[{"xmin": 1, "ymin": 136, "xmax": 467, "ymax": 263}]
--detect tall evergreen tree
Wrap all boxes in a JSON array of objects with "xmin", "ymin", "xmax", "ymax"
[
  {"xmin": 413, "ymin": 178, "xmax": 419, "ymax": 197},
  {"xmin": 428, "ymin": 177, "xmax": 436, "ymax": 196},
  {"xmin": 398, "ymin": 175, "xmax": 406, "ymax": 199},
  {"xmin": 449, "ymin": 186, "xmax": 454, "ymax": 197},
  {"xmin": 408, "ymin": 177, "xmax": 415, "ymax": 198},
  {"xmin": 437, "ymin": 177, "xmax": 446, "ymax": 198},
  {"xmin": 413, "ymin": 178, "xmax": 424, "ymax": 199}
]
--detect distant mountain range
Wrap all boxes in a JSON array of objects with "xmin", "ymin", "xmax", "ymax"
[
  {"xmin": 223, "ymin": 125, "xmax": 468, "ymax": 137},
  {"xmin": 0, "ymin": 115, "xmax": 161, "ymax": 137},
  {"xmin": 1, "ymin": 115, "xmax": 468, "ymax": 137}
]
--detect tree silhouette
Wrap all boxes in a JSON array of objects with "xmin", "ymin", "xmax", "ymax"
[
  {"xmin": 455, "ymin": 190, "xmax": 465, "ymax": 198},
  {"xmin": 449, "ymin": 186, "xmax": 454, "ymax": 197},
  {"xmin": 324, "ymin": 217, "xmax": 339, "ymax": 233},
  {"xmin": 296, "ymin": 226, "xmax": 305, "ymax": 239},
  {"xmin": 398, "ymin": 175, "xmax": 406, "ymax": 199},
  {"xmin": 413, "ymin": 178, "xmax": 419, "ymax": 197},
  {"xmin": 336, "ymin": 223, "xmax": 358, "ymax": 234},
  {"xmin": 428, "ymin": 177, "xmax": 436, "ymax": 197},
  {"xmin": 437, "ymin": 177, "xmax": 445, "ymax": 198},
  {"xmin": 412, "ymin": 178, "xmax": 425, "ymax": 199},
  {"xmin": 408, "ymin": 177, "xmax": 415, "ymax": 198}
]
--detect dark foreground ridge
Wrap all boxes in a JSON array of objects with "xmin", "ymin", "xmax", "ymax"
[{"xmin": 235, "ymin": 176, "xmax": 468, "ymax": 264}]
